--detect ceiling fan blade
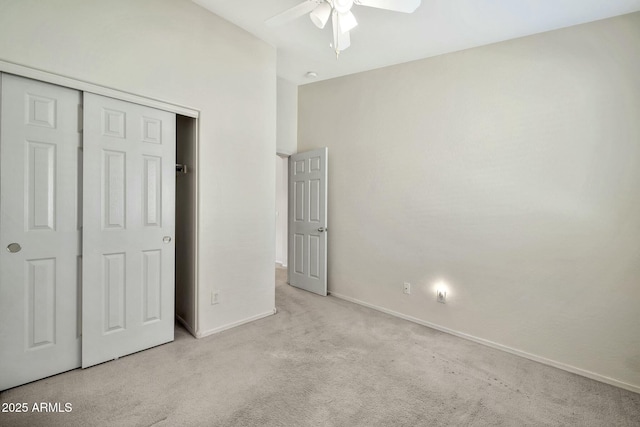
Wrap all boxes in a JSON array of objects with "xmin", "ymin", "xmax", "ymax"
[
  {"xmin": 266, "ymin": 0, "xmax": 323, "ymax": 27},
  {"xmin": 353, "ymin": 0, "xmax": 420, "ymax": 13}
]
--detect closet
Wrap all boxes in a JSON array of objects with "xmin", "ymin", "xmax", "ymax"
[{"xmin": 0, "ymin": 73, "xmax": 180, "ymax": 390}]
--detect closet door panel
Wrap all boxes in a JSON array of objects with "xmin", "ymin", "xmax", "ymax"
[
  {"xmin": 0, "ymin": 73, "xmax": 81, "ymax": 391},
  {"xmin": 82, "ymin": 93, "xmax": 175, "ymax": 368}
]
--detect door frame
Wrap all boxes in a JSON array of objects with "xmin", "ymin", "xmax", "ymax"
[
  {"xmin": 0, "ymin": 59, "xmax": 201, "ymax": 336},
  {"xmin": 275, "ymin": 153, "xmax": 289, "ymax": 267}
]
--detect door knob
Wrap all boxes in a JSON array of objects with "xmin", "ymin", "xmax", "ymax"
[
  {"xmin": 7, "ymin": 243, "xmax": 21, "ymax": 253},
  {"xmin": 163, "ymin": 236, "xmax": 172, "ymax": 244},
  {"xmin": 317, "ymin": 227, "xmax": 327, "ymax": 233}
]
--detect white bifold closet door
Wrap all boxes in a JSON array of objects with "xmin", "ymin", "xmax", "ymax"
[
  {"xmin": 82, "ymin": 93, "xmax": 176, "ymax": 368},
  {"xmin": 0, "ymin": 74, "xmax": 82, "ymax": 390}
]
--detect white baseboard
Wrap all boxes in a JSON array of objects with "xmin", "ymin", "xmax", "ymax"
[
  {"xmin": 176, "ymin": 314, "xmax": 197, "ymax": 338},
  {"xmin": 329, "ymin": 291, "xmax": 640, "ymax": 395},
  {"xmin": 195, "ymin": 309, "xmax": 277, "ymax": 339}
]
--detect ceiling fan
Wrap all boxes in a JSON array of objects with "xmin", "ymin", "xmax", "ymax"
[{"xmin": 266, "ymin": 0, "xmax": 421, "ymax": 57}]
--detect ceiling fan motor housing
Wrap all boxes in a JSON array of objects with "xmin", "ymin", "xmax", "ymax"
[{"xmin": 333, "ymin": 0, "xmax": 354, "ymax": 13}]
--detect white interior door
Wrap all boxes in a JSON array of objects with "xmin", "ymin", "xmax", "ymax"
[
  {"xmin": 82, "ymin": 93, "xmax": 175, "ymax": 368},
  {"xmin": 288, "ymin": 148, "xmax": 328, "ymax": 296},
  {"xmin": 0, "ymin": 74, "xmax": 82, "ymax": 390}
]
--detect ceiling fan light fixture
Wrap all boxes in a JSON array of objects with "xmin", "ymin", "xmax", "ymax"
[
  {"xmin": 339, "ymin": 10, "xmax": 358, "ymax": 33},
  {"xmin": 310, "ymin": 2, "xmax": 332, "ymax": 29}
]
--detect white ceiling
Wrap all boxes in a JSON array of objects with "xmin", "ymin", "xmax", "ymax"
[{"xmin": 193, "ymin": 0, "xmax": 640, "ymax": 85}]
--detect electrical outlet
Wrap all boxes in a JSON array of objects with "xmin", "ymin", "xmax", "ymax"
[
  {"xmin": 211, "ymin": 291, "xmax": 220, "ymax": 305},
  {"xmin": 437, "ymin": 289, "xmax": 446, "ymax": 304},
  {"xmin": 403, "ymin": 282, "xmax": 411, "ymax": 294}
]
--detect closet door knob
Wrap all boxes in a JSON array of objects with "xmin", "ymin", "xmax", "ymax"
[
  {"xmin": 163, "ymin": 236, "xmax": 172, "ymax": 244},
  {"xmin": 7, "ymin": 243, "xmax": 21, "ymax": 253}
]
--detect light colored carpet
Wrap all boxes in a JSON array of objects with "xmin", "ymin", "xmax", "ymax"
[{"xmin": 1, "ymin": 267, "xmax": 639, "ymax": 426}]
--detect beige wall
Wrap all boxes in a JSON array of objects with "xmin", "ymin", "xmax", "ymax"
[
  {"xmin": 276, "ymin": 77, "xmax": 298, "ymax": 155},
  {"xmin": 298, "ymin": 12, "xmax": 640, "ymax": 392},
  {"xmin": 275, "ymin": 77, "xmax": 295, "ymax": 267},
  {"xmin": 0, "ymin": 0, "xmax": 276, "ymax": 335}
]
